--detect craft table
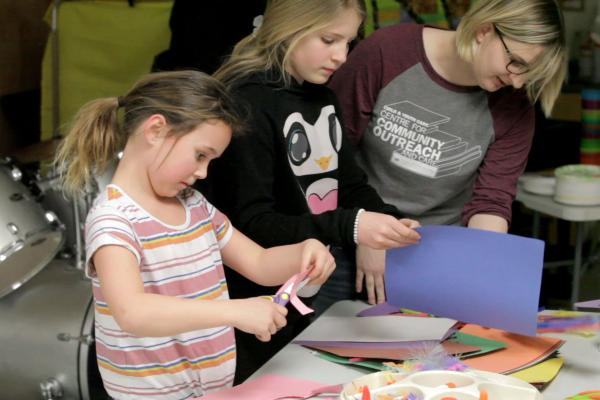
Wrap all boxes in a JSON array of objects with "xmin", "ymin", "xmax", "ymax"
[
  {"xmin": 251, "ymin": 300, "xmax": 600, "ymax": 400},
  {"xmin": 515, "ymin": 187, "xmax": 600, "ymax": 305}
]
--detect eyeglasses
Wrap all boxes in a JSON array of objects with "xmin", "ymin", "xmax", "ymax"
[{"xmin": 493, "ymin": 25, "xmax": 529, "ymax": 75}]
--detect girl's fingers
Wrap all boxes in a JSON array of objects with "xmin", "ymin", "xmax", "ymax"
[
  {"xmin": 399, "ymin": 218, "xmax": 421, "ymax": 229},
  {"xmin": 374, "ymin": 274, "xmax": 386, "ymax": 304},
  {"xmin": 364, "ymin": 273, "xmax": 375, "ymax": 304},
  {"xmin": 387, "ymin": 220, "xmax": 420, "ymax": 241},
  {"xmin": 275, "ymin": 314, "xmax": 287, "ymax": 329},
  {"xmin": 275, "ymin": 304, "xmax": 288, "ymax": 316},
  {"xmin": 355, "ymin": 269, "xmax": 364, "ymax": 292},
  {"xmin": 256, "ymin": 332, "xmax": 271, "ymax": 342}
]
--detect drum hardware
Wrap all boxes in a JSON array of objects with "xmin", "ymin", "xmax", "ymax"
[
  {"xmin": 7, "ymin": 222, "xmax": 20, "ymax": 234},
  {"xmin": 1, "ymin": 209, "xmax": 63, "ymax": 262},
  {"xmin": 45, "ymin": 210, "xmax": 61, "ymax": 225},
  {"xmin": 0, "ymin": 159, "xmax": 65, "ymax": 299},
  {"xmin": 40, "ymin": 378, "xmax": 63, "ymax": 400},
  {"xmin": 57, "ymin": 332, "xmax": 94, "ymax": 345},
  {"xmin": 72, "ymin": 193, "xmax": 86, "ymax": 270},
  {"xmin": 9, "ymin": 164, "xmax": 23, "ymax": 181},
  {"xmin": 31, "ymin": 167, "xmax": 89, "ymax": 267},
  {"xmin": 0, "ymin": 237, "xmax": 24, "ymax": 262}
]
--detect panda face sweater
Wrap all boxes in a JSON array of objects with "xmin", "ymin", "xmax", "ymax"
[{"xmin": 207, "ymin": 71, "xmax": 400, "ymax": 248}]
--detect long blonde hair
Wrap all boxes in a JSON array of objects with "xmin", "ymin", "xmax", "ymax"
[
  {"xmin": 455, "ymin": 0, "xmax": 566, "ymax": 116},
  {"xmin": 54, "ymin": 70, "xmax": 245, "ymax": 195},
  {"xmin": 214, "ymin": 0, "xmax": 366, "ymax": 86}
]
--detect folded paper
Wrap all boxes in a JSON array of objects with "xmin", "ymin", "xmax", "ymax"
[
  {"xmin": 295, "ymin": 315, "xmax": 457, "ymax": 343},
  {"xmin": 575, "ymin": 299, "xmax": 600, "ymax": 310}
]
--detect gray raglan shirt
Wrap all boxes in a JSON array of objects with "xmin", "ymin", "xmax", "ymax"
[{"xmin": 329, "ymin": 23, "xmax": 534, "ymax": 226}]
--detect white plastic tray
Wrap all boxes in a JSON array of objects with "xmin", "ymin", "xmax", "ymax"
[{"xmin": 340, "ymin": 370, "xmax": 542, "ymax": 400}]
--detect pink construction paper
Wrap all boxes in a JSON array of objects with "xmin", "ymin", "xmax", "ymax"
[
  {"xmin": 195, "ymin": 374, "xmax": 336, "ymax": 399},
  {"xmin": 283, "ymin": 272, "xmax": 313, "ymax": 315},
  {"xmin": 269, "ymin": 271, "xmax": 314, "ymax": 315}
]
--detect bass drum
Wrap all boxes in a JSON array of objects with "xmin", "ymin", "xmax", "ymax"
[{"xmin": 0, "ymin": 259, "xmax": 109, "ymax": 399}]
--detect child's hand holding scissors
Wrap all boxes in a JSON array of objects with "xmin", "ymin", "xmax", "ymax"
[
  {"xmin": 262, "ymin": 239, "xmax": 334, "ymax": 313},
  {"xmin": 232, "ymin": 297, "xmax": 288, "ymax": 342}
]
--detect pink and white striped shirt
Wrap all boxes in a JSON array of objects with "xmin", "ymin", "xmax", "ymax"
[{"xmin": 85, "ymin": 185, "xmax": 235, "ymax": 399}]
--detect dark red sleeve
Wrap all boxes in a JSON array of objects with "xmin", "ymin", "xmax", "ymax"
[
  {"xmin": 462, "ymin": 91, "xmax": 535, "ymax": 226},
  {"xmin": 328, "ymin": 36, "xmax": 384, "ymax": 145},
  {"xmin": 329, "ymin": 24, "xmax": 422, "ymax": 146}
]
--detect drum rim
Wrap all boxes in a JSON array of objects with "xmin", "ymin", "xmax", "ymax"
[{"xmin": 0, "ymin": 228, "xmax": 65, "ymax": 299}]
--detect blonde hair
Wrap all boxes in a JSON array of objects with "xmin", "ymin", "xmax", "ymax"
[
  {"xmin": 214, "ymin": 0, "xmax": 366, "ymax": 86},
  {"xmin": 54, "ymin": 70, "xmax": 245, "ymax": 195},
  {"xmin": 455, "ymin": 0, "xmax": 566, "ymax": 116}
]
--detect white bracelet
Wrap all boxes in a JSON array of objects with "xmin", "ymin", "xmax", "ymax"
[{"xmin": 353, "ymin": 208, "xmax": 365, "ymax": 245}]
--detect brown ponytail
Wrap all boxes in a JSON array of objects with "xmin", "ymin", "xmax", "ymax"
[
  {"xmin": 54, "ymin": 70, "xmax": 245, "ymax": 196},
  {"xmin": 54, "ymin": 97, "xmax": 123, "ymax": 195}
]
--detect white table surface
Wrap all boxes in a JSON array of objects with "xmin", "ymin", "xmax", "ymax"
[
  {"xmin": 516, "ymin": 188, "xmax": 600, "ymax": 222},
  {"xmin": 251, "ymin": 300, "xmax": 600, "ymax": 400},
  {"xmin": 515, "ymin": 187, "xmax": 600, "ymax": 305}
]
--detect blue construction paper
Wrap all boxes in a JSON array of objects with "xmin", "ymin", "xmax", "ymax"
[{"xmin": 385, "ymin": 225, "xmax": 544, "ymax": 336}]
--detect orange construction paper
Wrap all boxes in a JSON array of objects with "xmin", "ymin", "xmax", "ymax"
[{"xmin": 460, "ymin": 324, "xmax": 564, "ymax": 374}]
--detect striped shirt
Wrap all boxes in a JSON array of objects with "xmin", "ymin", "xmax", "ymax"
[{"xmin": 85, "ymin": 185, "xmax": 235, "ymax": 399}]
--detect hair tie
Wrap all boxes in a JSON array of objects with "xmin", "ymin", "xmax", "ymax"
[
  {"xmin": 117, "ymin": 96, "xmax": 124, "ymax": 108},
  {"xmin": 252, "ymin": 15, "xmax": 263, "ymax": 36}
]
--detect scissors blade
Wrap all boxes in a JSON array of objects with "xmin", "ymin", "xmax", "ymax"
[{"xmin": 277, "ymin": 280, "xmax": 295, "ymax": 296}]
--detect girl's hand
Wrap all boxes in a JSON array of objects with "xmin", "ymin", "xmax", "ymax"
[
  {"xmin": 355, "ymin": 246, "xmax": 386, "ymax": 305},
  {"xmin": 299, "ymin": 239, "xmax": 336, "ymax": 285},
  {"xmin": 232, "ymin": 298, "xmax": 288, "ymax": 342},
  {"xmin": 357, "ymin": 212, "xmax": 421, "ymax": 249}
]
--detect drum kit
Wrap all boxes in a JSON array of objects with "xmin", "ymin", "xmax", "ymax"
[{"xmin": 0, "ymin": 145, "xmax": 115, "ymax": 400}]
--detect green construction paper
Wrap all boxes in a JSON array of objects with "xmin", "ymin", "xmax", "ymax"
[
  {"xmin": 313, "ymin": 350, "xmax": 388, "ymax": 372},
  {"xmin": 312, "ymin": 331, "xmax": 506, "ymax": 373},
  {"xmin": 449, "ymin": 331, "xmax": 506, "ymax": 358}
]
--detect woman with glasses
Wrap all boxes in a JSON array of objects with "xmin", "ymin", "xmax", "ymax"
[{"xmin": 329, "ymin": 0, "xmax": 567, "ymax": 303}]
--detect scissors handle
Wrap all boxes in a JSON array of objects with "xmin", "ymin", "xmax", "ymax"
[
  {"xmin": 272, "ymin": 292, "xmax": 291, "ymax": 306},
  {"xmin": 261, "ymin": 292, "xmax": 291, "ymax": 306}
]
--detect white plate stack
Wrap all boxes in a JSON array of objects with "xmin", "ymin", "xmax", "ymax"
[
  {"xmin": 518, "ymin": 173, "xmax": 556, "ymax": 196},
  {"xmin": 554, "ymin": 164, "xmax": 600, "ymax": 206}
]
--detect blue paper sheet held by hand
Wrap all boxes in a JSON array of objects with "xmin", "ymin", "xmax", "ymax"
[{"xmin": 385, "ymin": 225, "xmax": 544, "ymax": 336}]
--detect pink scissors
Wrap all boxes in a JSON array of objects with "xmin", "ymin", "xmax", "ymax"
[{"xmin": 269, "ymin": 276, "xmax": 310, "ymax": 306}]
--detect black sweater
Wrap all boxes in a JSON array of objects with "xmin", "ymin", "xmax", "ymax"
[{"xmin": 207, "ymin": 71, "xmax": 400, "ymax": 251}]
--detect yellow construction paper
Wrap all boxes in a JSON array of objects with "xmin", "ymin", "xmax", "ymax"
[
  {"xmin": 550, "ymin": 310, "xmax": 587, "ymax": 317},
  {"xmin": 509, "ymin": 357, "xmax": 564, "ymax": 384}
]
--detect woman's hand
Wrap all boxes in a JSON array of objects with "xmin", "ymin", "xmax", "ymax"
[
  {"xmin": 357, "ymin": 212, "xmax": 421, "ymax": 249},
  {"xmin": 232, "ymin": 298, "xmax": 288, "ymax": 342},
  {"xmin": 299, "ymin": 239, "xmax": 336, "ymax": 285}
]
